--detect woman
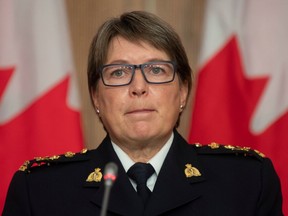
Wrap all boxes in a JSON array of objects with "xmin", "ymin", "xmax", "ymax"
[{"xmin": 3, "ymin": 11, "xmax": 283, "ymax": 216}]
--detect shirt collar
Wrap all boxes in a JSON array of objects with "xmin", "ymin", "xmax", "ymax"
[{"xmin": 111, "ymin": 132, "xmax": 174, "ymax": 176}]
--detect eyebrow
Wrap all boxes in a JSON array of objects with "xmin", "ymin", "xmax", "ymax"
[{"xmin": 106, "ymin": 58, "xmax": 170, "ymax": 65}]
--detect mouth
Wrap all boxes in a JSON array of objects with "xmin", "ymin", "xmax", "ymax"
[{"xmin": 125, "ymin": 109, "xmax": 156, "ymax": 115}]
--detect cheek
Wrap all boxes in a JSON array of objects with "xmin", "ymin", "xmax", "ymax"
[
  {"xmin": 156, "ymin": 86, "xmax": 181, "ymax": 112},
  {"xmin": 97, "ymin": 90, "xmax": 127, "ymax": 116}
]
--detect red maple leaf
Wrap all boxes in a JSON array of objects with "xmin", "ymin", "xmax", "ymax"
[
  {"xmin": 189, "ymin": 36, "xmax": 288, "ymax": 214},
  {"xmin": 0, "ymin": 70, "xmax": 83, "ymax": 212}
]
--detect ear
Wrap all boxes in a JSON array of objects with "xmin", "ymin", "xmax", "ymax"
[
  {"xmin": 179, "ymin": 81, "xmax": 189, "ymax": 108},
  {"xmin": 91, "ymin": 88, "xmax": 100, "ymax": 110}
]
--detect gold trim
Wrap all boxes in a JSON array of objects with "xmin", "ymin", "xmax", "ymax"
[
  {"xmin": 254, "ymin": 149, "xmax": 265, "ymax": 158},
  {"xmin": 19, "ymin": 161, "xmax": 30, "ymax": 171},
  {"xmin": 208, "ymin": 142, "xmax": 220, "ymax": 149},
  {"xmin": 49, "ymin": 155, "xmax": 60, "ymax": 160},
  {"xmin": 65, "ymin": 151, "xmax": 75, "ymax": 157},
  {"xmin": 81, "ymin": 148, "xmax": 88, "ymax": 154},
  {"xmin": 224, "ymin": 145, "xmax": 235, "ymax": 150}
]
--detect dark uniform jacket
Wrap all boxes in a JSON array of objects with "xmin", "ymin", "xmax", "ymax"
[{"xmin": 3, "ymin": 131, "xmax": 283, "ymax": 216}]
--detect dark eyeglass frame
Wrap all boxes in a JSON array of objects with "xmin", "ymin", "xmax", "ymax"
[{"xmin": 99, "ymin": 60, "xmax": 177, "ymax": 87}]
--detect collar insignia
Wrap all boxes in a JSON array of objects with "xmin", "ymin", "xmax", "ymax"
[
  {"xmin": 184, "ymin": 164, "xmax": 202, "ymax": 178},
  {"xmin": 86, "ymin": 168, "xmax": 103, "ymax": 182}
]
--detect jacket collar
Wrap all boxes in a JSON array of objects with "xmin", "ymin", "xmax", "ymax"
[{"xmin": 83, "ymin": 131, "xmax": 206, "ymax": 215}]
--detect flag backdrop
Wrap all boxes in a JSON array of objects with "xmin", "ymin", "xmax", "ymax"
[
  {"xmin": 189, "ymin": 0, "xmax": 288, "ymax": 214},
  {"xmin": 0, "ymin": 0, "xmax": 83, "ymax": 212}
]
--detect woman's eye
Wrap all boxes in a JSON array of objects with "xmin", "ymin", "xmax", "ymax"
[
  {"xmin": 150, "ymin": 66, "xmax": 167, "ymax": 75},
  {"xmin": 151, "ymin": 67, "xmax": 162, "ymax": 74},
  {"xmin": 111, "ymin": 70, "xmax": 124, "ymax": 77}
]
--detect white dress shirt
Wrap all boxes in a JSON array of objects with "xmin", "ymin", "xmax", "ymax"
[{"xmin": 112, "ymin": 133, "xmax": 174, "ymax": 192}]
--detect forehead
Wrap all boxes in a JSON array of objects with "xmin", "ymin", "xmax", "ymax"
[{"xmin": 106, "ymin": 36, "xmax": 170, "ymax": 64}]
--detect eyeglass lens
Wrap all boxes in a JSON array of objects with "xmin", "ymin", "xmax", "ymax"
[{"xmin": 101, "ymin": 61, "xmax": 175, "ymax": 86}]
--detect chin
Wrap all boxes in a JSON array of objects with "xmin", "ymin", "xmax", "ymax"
[{"xmin": 131, "ymin": 126, "xmax": 168, "ymax": 140}]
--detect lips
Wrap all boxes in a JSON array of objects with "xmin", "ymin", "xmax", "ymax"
[{"xmin": 125, "ymin": 108, "xmax": 155, "ymax": 115}]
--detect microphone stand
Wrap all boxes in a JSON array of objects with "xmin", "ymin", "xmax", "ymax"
[{"xmin": 100, "ymin": 162, "xmax": 118, "ymax": 216}]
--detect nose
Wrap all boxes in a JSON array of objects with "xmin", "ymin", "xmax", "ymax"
[{"xmin": 129, "ymin": 68, "xmax": 148, "ymax": 96}]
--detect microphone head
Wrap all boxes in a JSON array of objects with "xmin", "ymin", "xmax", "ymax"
[{"xmin": 103, "ymin": 162, "xmax": 118, "ymax": 186}]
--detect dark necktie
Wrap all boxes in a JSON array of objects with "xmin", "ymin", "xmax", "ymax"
[{"xmin": 127, "ymin": 162, "xmax": 155, "ymax": 205}]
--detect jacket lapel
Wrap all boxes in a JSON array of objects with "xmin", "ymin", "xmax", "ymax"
[
  {"xmin": 83, "ymin": 135, "xmax": 144, "ymax": 216},
  {"xmin": 146, "ymin": 131, "xmax": 206, "ymax": 215}
]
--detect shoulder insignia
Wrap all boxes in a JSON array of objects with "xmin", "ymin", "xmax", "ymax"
[
  {"xmin": 208, "ymin": 142, "xmax": 220, "ymax": 149},
  {"xmin": 193, "ymin": 142, "xmax": 265, "ymax": 160},
  {"xmin": 194, "ymin": 143, "xmax": 202, "ymax": 147},
  {"xmin": 19, "ymin": 148, "xmax": 89, "ymax": 173}
]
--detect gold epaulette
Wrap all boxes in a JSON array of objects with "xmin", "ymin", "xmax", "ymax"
[
  {"xmin": 193, "ymin": 142, "xmax": 265, "ymax": 160},
  {"xmin": 19, "ymin": 148, "xmax": 88, "ymax": 173}
]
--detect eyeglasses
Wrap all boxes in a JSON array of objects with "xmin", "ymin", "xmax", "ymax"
[{"xmin": 100, "ymin": 61, "xmax": 176, "ymax": 87}]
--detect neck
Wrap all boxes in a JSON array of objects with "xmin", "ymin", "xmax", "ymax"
[
  {"xmin": 121, "ymin": 144, "xmax": 163, "ymax": 163},
  {"xmin": 111, "ymin": 133, "xmax": 172, "ymax": 163}
]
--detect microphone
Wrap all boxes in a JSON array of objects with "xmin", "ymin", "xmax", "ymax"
[{"xmin": 100, "ymin": 162, "xmax": 118, "ymax": 216}]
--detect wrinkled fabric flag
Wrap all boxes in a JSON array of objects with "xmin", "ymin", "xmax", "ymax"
[
  {"xmin": 0, "ymin": 0, "xmax": 83, "ymax": 212},
  {"xmin": 189, "ymin": 0, "xmax": 287, "ymax": 214}
]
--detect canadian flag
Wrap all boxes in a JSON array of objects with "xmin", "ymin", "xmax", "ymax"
[
  {"xmin": 189, "ymin": 0, "xmax": 288, "ymax": 214},
  {"xmin": 0, "ymin": 0, "xmax": 83, "ymax": 212}
]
